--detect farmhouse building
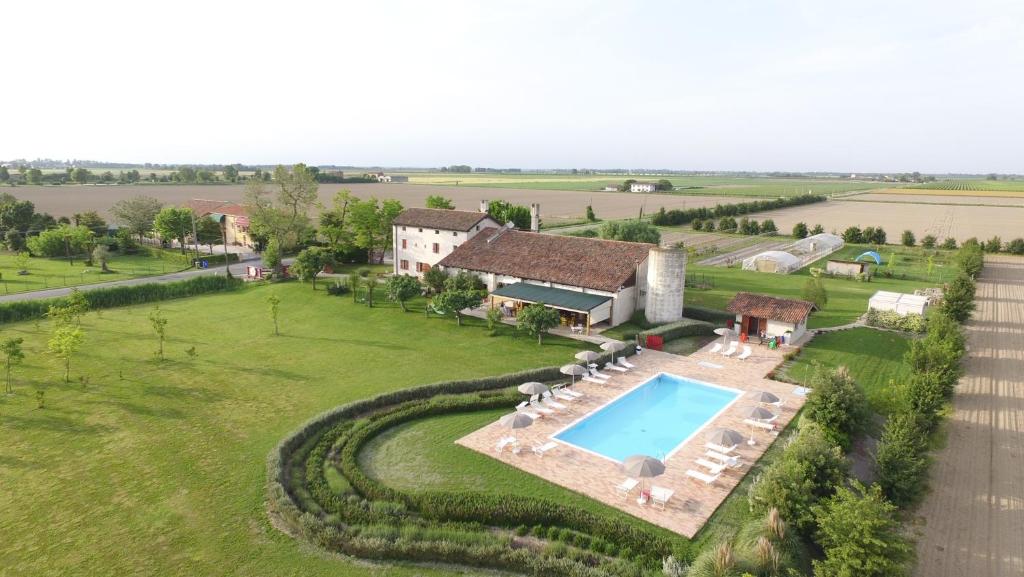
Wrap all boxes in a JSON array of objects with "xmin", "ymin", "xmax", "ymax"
[
  {"xmin": 185, "ymin": 199, "xmax": 253, "ymax": 248},
  {"xmin": 391, "ymin": 205, "xmax": 501, "ymax": 276},
  {"xmin": 437, "ymin": 229, "xmax": 671, "ymax": 331},
  {"xmin": 630, "ymin": 182, "xmax": 657, "ymax": 193},
  {"xmin": 726, "ymin": 292, "xmax": 816, "ymax": 343}
]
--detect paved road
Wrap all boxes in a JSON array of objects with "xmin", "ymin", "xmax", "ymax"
[
  {"xmin": 914, "ymin": 255, "xmax": 1024, "ymax": 576},
  {"xmin": 0, "ymin": 256, "xmax": 262, "ymax": 303}
]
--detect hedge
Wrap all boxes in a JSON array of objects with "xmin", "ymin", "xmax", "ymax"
[
  {"xmin": 264, "ymin": 355, "xmax": 690, "ymax": 577},
  {"xmin": 638, "ymin": 318, "xmax": 716, "ymax": 342},
  {"xmin": 682, "ymin": 305, "xmax": 734, "ymax": 324},
  {"xmin": 0, "ymin": 275, "xmax": 244, "ymax": 324},
  {"xmin": 147, "ymin": 247, "xmax": 240, "ymax": 268},
  {"xmin": 651, "ymin": 195, "xmax": 826, "ymax": 226}
]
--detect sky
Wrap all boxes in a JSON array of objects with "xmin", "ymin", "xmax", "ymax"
[{"xmin": 3, "ymin": 0, "xmax": 1023, "ymax": 173}]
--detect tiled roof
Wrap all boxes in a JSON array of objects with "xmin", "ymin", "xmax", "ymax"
[
  {"xmin": 185, "ymin": 199, "xmax": 247, "ymax": 217},
  {"xmin": 438, "ymin": 229, "xmax": 653, "ymax": 292},
  {"xmin": 726, "ymin": 292, "xmax": 816, "ymax": 324},
  {"xmin": 393, "ymin": 208, "xmax": 489, "ymax": 232}
]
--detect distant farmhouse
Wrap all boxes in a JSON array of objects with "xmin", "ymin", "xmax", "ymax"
[
  {"xmin": 391, "ymin": 201, "xmax": 686, "ymax": 332},
  {"xmin": 185, "ymin": 199, "xmax": 253, "ymax": 248},
  {"xmin": 630, "ymin": 181, "xmax": 658, "ymax": 193},
  {"xmin": 376, "ymin": 174, "xmax": 409, "ymax": 183}
]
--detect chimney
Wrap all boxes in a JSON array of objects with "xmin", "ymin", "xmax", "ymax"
[
  {"xmin": 530, "ymin": 203, "xmax": 540, "ymax": 233},
  {"xmin": 479, "ymin": 199, "xmax": 489, "ymax": 213}
]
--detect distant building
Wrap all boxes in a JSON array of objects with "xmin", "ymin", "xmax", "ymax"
[
  {"xmin": 630, "ymin": 182, "xmax": 657, "ymax": 193},
  {"xmin": 376, "ymin": 174, "xmax": 409, "ymax": 183},
  {"xmin": 603, "ymin": 184, "xmax": 619, "ymax": 192},
  {"xmin": 185, "ymin": 199, "xmax": 253, "ymax": 248}
]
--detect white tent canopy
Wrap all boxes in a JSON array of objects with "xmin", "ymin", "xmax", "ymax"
[
  {"xmin": 868, "ymin": 291, "xmax": 929, "ymax": 316},
  {"xmin": 792, "ymin": 233, "xmax": 844, "ymax": 255},
  {"xmin": 742, "ymin": 250, "xmax": 803, "ymax": 274}
]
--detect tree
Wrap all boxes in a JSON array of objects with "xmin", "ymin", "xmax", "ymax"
[
  {"xmin": 801, "ymin": 277, "xmax": 828, "ymax": 309},
  {"xmin": 153, "ymin": 207, "xmax": 194, "ymax": 253},
  {"xmin": 941, "ymin": 273, "xmax": 976, "ymax": 323},
  {"xmin": 267, "ymin": 294, "xmax": 281, "ymax": 335},
  {"xmin": 655, "ymin": 178, "xmax": 674, "ymax": 191},
  {"xmin": 585, "ymin": 205, "xmax": 597, "ymax": 222},
  {"xmin": 2, "ymin": 337, "xmax": 24, "ymax": 394},
  {"xmin": 488, "ymin": 200, "xmax": 531, "ymax": 229},
  {"xmin": 385, "ymin": 274, "xmax": 421, "ymax": 312},
  {"xmin": 0, "ymin": 198, "xmax": 40, "ymax": 233},
  {"xmin": 702, "ymin": 219, "xmax": 715, "ymax": 232},
  {"xmin": 14, "ymin": 251, "xmax": 30, "ymax": 274},
  {"xmin": 25, "ymin": 168, "xmax": 43, "ymax": 185},
  {"xmin": 812, "ymin": 482, "xmax": 913, "ymax": 577},
  {"xmin": 291, "ymin": 247, "xmax": 334, "ymax": 290},
  {"xmin": 262, "ymin": 238, "xmax": 282, "ymax": 272},
  {"xmin": 921, "ymin": 234, "xmax": 937, "ymax": 249},
  {"xmin": 599, "ymin": 220, "xmax": 661, "ymax": 244},
  {"xmin": 842, "ymin": 226, "xmax": 863, "ymax": 243},
  {"xmin": 906, "ymin": 371, "xmax": 947, "ymax": 432},
  {"xmin": 875, "ymin": 411, "xmax": 929, "ymax": 507},
  {"xmin": 149, "ymin": 307, "xmax": 168, "ymax": 360},
  {"xmin": 349, "ymin": 197, "xmax": 404, "ymax": 263},
  {"xmin": 443, "ymin": 270, "xmax": 485, "ymax": 292},
  {"xmin": 222, "ymin": 165, "xmax": 239, "ymax": 182},
  {"xmin": 804, "ymin": 366, "xmax": 868, "ymax": 449},
  {"xmin": 425, "ymin": 195, "xmax": 455, "ymax": 209},
  {"xmin": 422, "ymin": 266, "xmax": 447, "ymax": 295},
  {"xmin": 48, "ymin": 324, "xmax": 84, "ymax": 382},
  {"xmin": 0, "ymin": 166, "xmax": 8, "ymax": 182},
  {"xmin": 319, "ymin": 190, "xmax": 358, "ymax": 250},
  {"xmin": 432, "ymin": 290, "xmax": 481, "ymax": 326},
  {"xmin": 486, "ymin": 307, "xmax": 503, "ymax": 335},
  {"xmin": 26, "ymin": 225, "xmax": 94, "ymax": 258},
  {"xmin": 811, "ymin": 224, "xmax": 825, "ymax": 235},
  {"xmin": 5, "ymin": 230, "xmax": 24, "ymax": 251},
  {"xmin": 1007, "ymin": 238, "xmax": 1024, "ymax": 255},
  {"xmin": 71, "ymin": 167, "xmax": 92, "ymax": 183},
  {"xmin": 93, "ymin": 244, "xmax": 112, "ymax": 272},
  {"xmin": 111, "ymin": 196, "xmax": 163, "ymax": 242},
  {"xmin": 245, "ymin": 164, "xmax": 319, "ymax": 274},
  {"xmin": 901, "ymin": 229, "xmax": 916, "ymax": 247},
  {"xmin": 516, "ymin": 302, "xmax": 560, "ymax": 344},
  {"xmin": 75, "ymin": 210, "xmax": 107, "ymax": 231},
  {"xmin": 691, "ymin": 218, "xmax": 703, "ymax": 231},
  {"xmin": 195, "ymin": 216, "xmax": 223, "ymax": 254},
  {"xmin": 982, "ymin": 235, "xmax": 1003, "ymax": 253},
  {"xmin": 941, "ymin": 237, "xmax": 957, "ymax": 250},
  {"xmin": 792, "ymin": 222, "xmax": 809, "ymax": 239}
]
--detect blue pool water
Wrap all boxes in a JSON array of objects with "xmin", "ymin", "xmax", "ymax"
[{"xmin": 553, "ymin": 373, "xmax": 740, "ymax": 462}]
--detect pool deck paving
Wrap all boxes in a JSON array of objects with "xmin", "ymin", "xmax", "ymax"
[{"xmin": 456, "ymin": 344, "xmax": 806, "ymax": 538}]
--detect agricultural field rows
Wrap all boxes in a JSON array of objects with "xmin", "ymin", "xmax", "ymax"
[{"xmin": 907, "ymin": 179, "xmax": 1024, "ymax": 192}]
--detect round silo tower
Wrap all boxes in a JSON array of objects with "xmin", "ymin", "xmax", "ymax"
[{"xmin": 645, "ymin": 247, "xmax": 686, "ymax": 324}]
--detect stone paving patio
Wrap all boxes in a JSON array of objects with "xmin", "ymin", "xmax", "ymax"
[{"xmin": 456, "ymin": 344, "xmax": 806, "ymax": 538}]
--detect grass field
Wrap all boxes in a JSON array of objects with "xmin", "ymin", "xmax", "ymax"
[
  {"xmin": 682, "ymin": 244, "xmax": 952, "ymax": 329},
  {"xmin": 0, "ymin": 282, "xmax": 588, "ymax": 577},
  {"xmin": 906, "ymin": 179, "xmax": 1024, "ymax": 193},
  {"xmin": 782, "ymin": 327, "xmax": 912, "ymax": 415},
  {"xmin": 402, "ymin": 173, "xmax": 899, "ymax": 197},
  {"xmin": 0, "ymin": 251, "xmax": 187, "ymax": 295}
]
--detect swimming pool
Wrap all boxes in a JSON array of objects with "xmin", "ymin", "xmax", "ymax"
[{"xmin": 553, "ymin": 373, "xmax": 740, "ymax": 462}]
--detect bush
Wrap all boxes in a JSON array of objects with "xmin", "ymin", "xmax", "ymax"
[
  {"xmin": 941, "ymin": 273, "xmax": 976, "ymax": 323},
  {"xmin": 638, "ymin": 318, "xmax": 715, "ymax": 342},
  {"xmin": 875, "ymin": 411, "xmax": 929, "ymax": 507},
  {"xmin": 803, "ymin": 366, "xmax": 868, "ymax": 449},
  {"xmin": 955, "ymin": 240, "xmax": 984, "ymax": 279},
  {"xmin": 921, "ymin": 234, "xmax": 937, "ymax": 249},
  {"xmin": 26, "ymin": 225, "xmax": 94, "ymax": 257},
  {"xmin": 900, "ymin": 230, "xmax": 915, "ymax": 247},
  {"xmin": 0, "ymin": 275, "xmax": 243, "ymax": 325},
  {"xmin": 940, "ymin": 237, "xmax": 957, "ymax": 250},
  {"xmin": 863, "ymin": 308, "xmax": 926, "ymax": 333},
  {"xmin": 682, "ymin": 306, "xmax": 735, "ymax": 324}
]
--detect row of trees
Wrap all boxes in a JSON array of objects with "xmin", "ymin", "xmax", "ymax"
[
  {"xmin": 651, "ymin": 194, "xmax": 825, "ymax": 226},
  {"xmin": 693, "ymin": 216, "xmax": 778, "ymax": 235}
]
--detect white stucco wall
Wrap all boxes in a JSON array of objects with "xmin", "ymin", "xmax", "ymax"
[{"xmin": 392, "ymin": 217, "xmax": 498, "ymax": 276}]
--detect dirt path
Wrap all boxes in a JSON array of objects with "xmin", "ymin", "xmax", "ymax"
[{"xmin": 914, "ymin": 255, "xmax": 1024, "ymax": 576}]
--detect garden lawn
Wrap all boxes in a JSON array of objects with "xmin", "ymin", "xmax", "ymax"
[
  {"xmin": 784, "ymin": 327, "xmax": 912, "ymax": 414},
  {"xmin": 0, "ymin": 282, "xmax": 586, "ymax": 577},
  {"xmin": 0, "ymin": 251, "xmax": 184, "ymax": 295}
]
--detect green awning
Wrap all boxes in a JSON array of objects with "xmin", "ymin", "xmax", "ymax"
[{"xmin": 491, "ymin": 283, "xmax": 611, "ymax": 313}]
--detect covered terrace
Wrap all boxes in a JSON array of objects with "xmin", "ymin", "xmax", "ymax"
[{"xmin": 489, "ymin": 282, "xmax": 611, "ymax": 336}]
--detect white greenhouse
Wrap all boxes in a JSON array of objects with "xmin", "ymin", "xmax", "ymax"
[
  {"xmin": 792, "ymin": 233, "xmax": 844, "ymax": 255},
  {"xmin": 868, "ymin": 291, "xmax": 930, "ymax": 316},
  {"xmin": 741, "ymin": 250, "xmax": 803, "ymax": 274}
]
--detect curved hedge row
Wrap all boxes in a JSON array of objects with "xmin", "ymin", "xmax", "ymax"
[{"xmin": 267, "ymin": 359, "xmax": 690, "ymax": 577}]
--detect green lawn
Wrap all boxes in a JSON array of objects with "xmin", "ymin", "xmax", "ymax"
[
  {"xmin": 682, "ymin": 244, "xmax": 953, "ymax": 328},
  {"xmin": 783, "ymin": 327, "xmax": 912, "ymax": 414},
  {"xmin": 0, "ymin": 251, "xmax": 186, "ymax": 294},
  {"xmin": 0, "ymin": 282, "xmax": 587, "ymax": 577}
]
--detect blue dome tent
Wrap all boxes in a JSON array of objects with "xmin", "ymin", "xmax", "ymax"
[{"xmin": 855, "ymin": 251, "xmax": 882, "ymax": 265}]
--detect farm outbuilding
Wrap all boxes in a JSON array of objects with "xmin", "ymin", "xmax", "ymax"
[
  {"xmin": 868, "ymin": 291, "xmax": 929, "ymax": 316},
  {"xmin": 742, "ymin": 250, "xmax": 802, "ymax": 274},
  {"xmin": 826, "ymin": 260, "xmax": 868, "ymax": 276}
]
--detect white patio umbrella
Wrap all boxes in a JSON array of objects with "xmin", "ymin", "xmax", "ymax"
[
  {"xmin": 599, "ymin": 341, "xmax": 625, "ymax": 363},
  {"xmin": 574, "ymin": 350, "xmax": 601, "ymax": 367},
  {"xmin": 560, "ymin": 363, "xmax": 588, "ymax": 384},
  {"xmin": 621, "ymin": 454, "xmax": 666, "ymax": 497},
  {"xmin": 713, "ymin": 327, "xmax": 731, "ymax": 344},
  {"xmin": 518, "ymin": 381, "xmax": 550, "ymax": 397}
]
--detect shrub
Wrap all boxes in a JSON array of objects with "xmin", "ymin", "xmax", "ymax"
[
  {"xmin": 638, "ymin": 318, "xmax": 715, "ymax": 342},
  {"xmin": 863, "ymin": 308, "xmax": 925, "ymax": 333},
  {"xmin": 941, "ymin": 273, "xmax": 976, "ymax": 323},
  {"xmin": 1006, "ymin": 238, "xmax": 1024, "ymax": 255},
  {"xmin": 803, "ymin": 366, "xmax": 868, "ymax": 449},
  {"xmin": 900, "ymin": 230, "xmax": 915, "ymax": 247},
  {"xmin": 982, "ymin": 236, "xmax": 1003, "ymax": 253},
  {"xmin": 792, "ymin": 222, "xmax": 808, "ymax": 239},
  {"xmin": 955, "ymin": 240, "xmax": 984, "ymax": 279},
  {"xmin": 905, "ymin": 371, "xmax": 946, "ymax": 432},
  {"xmin": 921, "ymin": 234, "xmax": 937, "ymax": 249},
  {"xmin": 940, "ymin": 237, "xmax": 957, "ymax": 250},
  {"xmin": 691, "ymin": 218, "xmax": 704, "ymax": 231},
  {"xmin": 26, "ymin": 225, "xmax": 94, "ymax": 257},
  {"xmin": 800, "ymin": 277, "xmax": 828, "ymax": 309},
  {"xmin": 682, "ymin": 306, "xmax": 734, "ymax": 324},
  {"xmin": 875, "ymin": 411, "xmax": 929, "ymax": 507}
]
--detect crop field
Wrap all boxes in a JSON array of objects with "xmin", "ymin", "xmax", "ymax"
[
  {"xmin": 906, "ymin": 179, "xmax": 1024, "ymax": 193},
  {"xmin": 846, "ymin": 192, "xmax": 1024, "ymax": 206},
  {"xmin": 401, "ymin": 173, "xmax": 898, "ymax": 197},
  {"xmin": 0, "ymin": 282, "xmax": 586, "ymax": 577},
  {"xmin": 747, "ymin": 198, "xmax": 1023, "ymax": 242}
]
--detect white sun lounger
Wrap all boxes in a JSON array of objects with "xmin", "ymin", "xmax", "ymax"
[
  {"xmin": 744, "ymin": 418, "xmax": 777, "ymax": 431},
  {"xmin": 615, "ymin": 477, "xmax": 639, "ymax": 499},
  {"xmin": 552, "ymin": 389, "xmax": 577, "ymax": 402},
  {"xmin": 705, "ymin": 450, "xmax": 742, "ymax": 468},
  {"xmin": 515, "ymin": 401, "xmax": 542, "ymax": 419},
  {"xmin": 495, "ymin": 436, "xmax": 520, "ymax": 454},
  {"xmin": 540, "ymin": 392, "xmax": 568, "ymax": 410},
  {"xmin": 706, "ymin": 442, "xmax": 738, "ymax": 454},
  {"xmin": 736, "ymin": 345, "xmax": 752, "ymax": 361},
  {"xmin": 650, "ymin": 486, "xmax": 674, "ymax": 510},
  {"xmin": 686, "ymin": 469, "xmax": 721, "ymax": 485},
  {"xmin": 589, "ymin": 368, "xmax": 613, "ymax": 379},
  {"xmin": 532, "ymin": 441, "xmax": 558, "ymax": 457},
  {"xmin": 530, "ymin": 400, "xmax": 555, "ymax": 415},
  {"xmin": 709, "ymin": 342, "xmax": 723, "ymax": 354},
  {"xmin": 604, "ymin": 362, "xmax": 628, "ymax": 373},
  {"xmin": 695, "ymin": 458, "xmax": 727, "ymax": 475},
  {"xmin": 721, "ymin": 343, "xmax": 738, "ymax": 357},
  {"xmin": 617, "ymin": 357, "xmax": 636, "ymax": 369},
  {"xmin": 554, "ymin": 384, "xmax": 584, "ymax": 398},
  {"xmin": 582, "ymin": 375, "xmax": 607, "ymax": 385}
]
